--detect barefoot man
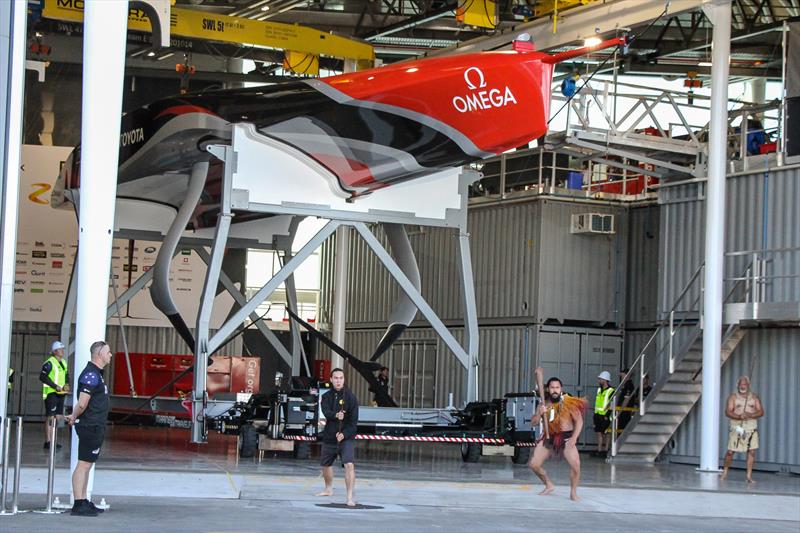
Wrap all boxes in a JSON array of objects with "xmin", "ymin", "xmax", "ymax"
[
  {"xmin": 721, "ymin": 375, "xmax": 764, "ymax": 484},
  {"xmin": 529, "ymin": 370, "xmax": 587, "ymax": 501},
  {"xmin": 316, "ymin": 368, "xmax": 359, "ymax": 506}
]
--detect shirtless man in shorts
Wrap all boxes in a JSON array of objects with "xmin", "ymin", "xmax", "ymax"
[
  {"xmin": 721, "ymin": 375, "xmax": 764, "ymax": 483},
  {"xmin": 528, "ymin": 372, "xmax": 586, "ymax": 501}
]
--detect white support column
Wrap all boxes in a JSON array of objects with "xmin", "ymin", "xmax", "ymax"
[
  {"xmin": 70, "ymin": 0, "xmax": 129, "ymax": 496},
  {"xmin": 331, "ymin": 227, "xmax": 349, "ymax": 370},
  {"xmin": 699, "ymin": 0, "xmax": 731, "ymax": 473},
  {"xmin": 0, "ymin": 0, "xmax": 28, "ymax": 435}
]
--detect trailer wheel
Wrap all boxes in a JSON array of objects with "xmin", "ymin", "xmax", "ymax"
[
  {"xmin": 293, "ymin": 441, "xmax": 311, "ymax": 460},
  {"xmin": 461, "ymin": 443, "xmax": 481, "ymax": 463},
  {"xmin": 512, "ymin": 446, "xmax": 531, "ymax": 464},
  {"xmin": 239, "ymin": 424, "xmax": 258, "ymax": 458}
]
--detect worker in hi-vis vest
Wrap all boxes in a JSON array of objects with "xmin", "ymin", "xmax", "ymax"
[
  {"xmin": 40, "ymin": 340, "xmax": 70, "ymax": 450},
  {"xmin": 7, "ymin": 367, "xmax": 13, "ymax": 406},
  {"xmin": 593, "ymin": 370, "xmax": 615, "ymax": 454}
]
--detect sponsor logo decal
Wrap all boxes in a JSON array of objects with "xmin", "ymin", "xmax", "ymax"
[
  {"xmin": 144, "ymin": 246, "xmax": 156, "ymax": 253},
  {"xmin": 30, "ymin": 288, "xmax": 44, "ymax": 294},
  {"xmin": 120, "ymin": 127, "xmax": 145, "ymax": 146},
  {"xmin": 28, "ymin": 184, "xmax": 51, "ymax": 205},
  {"xmin": 30, "ymin": 269, "xmax": 46, "ymax": 276},
  {"xmin": 32, "ymin": 251, "xmax": 47, "ymax": 258},
  {"xmin": 29, "ymin": 306, "xmax": 42, "ymax": 312},
  {"xmin": 16, "ymin": 259, "xmax": 26, "ymax": 266},
  {"xmin": 35, "ymin": 241, "xmax": 45, "ymax": 247},
  {"xmin": 52, "ymin": 261, "xmax": 63, "ymax": 268},
  {"xmin": 51, "ymin": 252, "xmax": 65, "ymax": 258},
  {"xmin": 452, "ymin": 67, "xmax": 518, "ymax": 114}
]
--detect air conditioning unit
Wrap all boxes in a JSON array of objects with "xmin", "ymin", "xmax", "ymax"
[{"xmin": 570, "ymin": 213, "xmax": 615, "ymax": 235}]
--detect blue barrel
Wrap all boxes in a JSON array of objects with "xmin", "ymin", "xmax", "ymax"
[{"xmin": 567, "ymin": 171, "xmax": 583, "ymax": 189}]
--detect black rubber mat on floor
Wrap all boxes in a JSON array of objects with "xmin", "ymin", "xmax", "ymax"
[{"xmin": 315, "ymin": 503, "xmax": 383, "ymax": 510}]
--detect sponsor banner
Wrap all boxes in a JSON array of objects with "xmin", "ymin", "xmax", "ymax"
[{"xmin": 14, "ymin": 145, "xmax": 235, "ymax": 326}]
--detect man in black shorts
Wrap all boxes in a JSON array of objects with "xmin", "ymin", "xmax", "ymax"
[
  {"xmin": 65, "ymin": 341, "xmax": 112, "ymax": 517},
  {"xmin": 315, "ymin": 368, "xmax": 359, "ymax": 507},
  {"xmin": 593, "ymin": 371, "xmax": 614, "ymax": 454},
  {"xmin": 40, "ymin": 340, "xmax": 69, "ymax": 449}
]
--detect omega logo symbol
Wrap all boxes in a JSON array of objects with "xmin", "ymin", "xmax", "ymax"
[
  {"xmin": 452, "ymin": 66, "xmax": 518, "ymax": 114},
  {"xmin": 463, "ymin": 67, "xmax": 486, "ymax": 90}
]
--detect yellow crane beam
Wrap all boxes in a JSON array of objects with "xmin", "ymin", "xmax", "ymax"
[{"xmin": 42, "ymin": 1, "xmax": 374, "ymax": 63}]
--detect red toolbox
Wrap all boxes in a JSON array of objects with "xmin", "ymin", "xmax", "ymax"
[{"xmin": 114, "ymin": 353, "xmax": 261, "ymax": 399}]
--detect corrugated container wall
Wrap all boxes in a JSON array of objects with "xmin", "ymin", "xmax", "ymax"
[
  {"xmin": 327, "ymin": 326, "xmax": 528, "ymax": 408},
  {"xmin": 626, "ymin": 206, "xmax": 660, "ymax": 326},
  {"xmin": 658, "ymin": 166, "xmax": 800, "ymax": 471},
  {"xmin": 623, "ymin": 328, "xmax": 658, "ymax": 369},
  {"xmin": 659, "ymin": 166, "xmax": 800, "ymax": 312},
  {"xmin": 665, "ymin": 327, "xmax": 800, "ymax": 471},
  {"xmin": 321, "ymin": 198, "xmax": 628, "ymax": 327},
  {"xmin": 536, "ymin": 200, "xmax": 627, "ymax": 325}
]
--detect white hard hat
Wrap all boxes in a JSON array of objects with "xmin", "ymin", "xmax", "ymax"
[
  {"xmin": 51, "ymin": 341, "xmax": 65, "ymax": 352},
  {"xmin": 598, "ymin": 371, "xmax": 612, "ymax": 382}
]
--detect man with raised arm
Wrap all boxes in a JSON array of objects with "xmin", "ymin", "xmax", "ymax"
[{"xmin": 529, "ymin": 368, "xmax": 587, "ymax": 501}]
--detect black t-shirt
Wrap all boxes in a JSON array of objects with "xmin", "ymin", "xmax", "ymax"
[
  {"xmin": 320, "ymin": 387, "xmax": 359, "ymax": 443},
  {"xmin": 76, "ymin": 361, "xmax": 109, "ymax": 426},
  {"xmin": 621, "ymin": 379, "xmax": 635, "ymax": 398}
]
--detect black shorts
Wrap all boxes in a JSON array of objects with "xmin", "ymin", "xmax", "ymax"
[
  {"xmin": 320, "ymin": 439, "xmax": 356, "ymax": 466},
  {"xmin": 44, "ymin": 393, "xmax": 65, "ymax": 416},
  {"xmin": 593, "ymin": 413, "xmax": 611, "ymax": 433},
  {"xmin": 75, "ymin": 424, "xmax": 106, "ymax": 463}
]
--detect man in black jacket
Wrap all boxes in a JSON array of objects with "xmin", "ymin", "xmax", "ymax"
[{"xmin": 316, "ymin": 368, "xmax": 359, "ymax": 506}]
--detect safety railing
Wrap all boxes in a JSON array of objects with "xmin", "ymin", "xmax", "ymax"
[
  {"xmin": 0, "ymin": 417, "xmax": 24, "ymax": 515},
  {"xmin": 0, "ymin": 417, "xmax": 72, "ymax": 515},
  {"xmin": 548, "ymin": 75, "xmax": 788, "ymax": 181},
  {"xmin": 609, "ymin": 253, "xmax": 766, "ymax": 457}
]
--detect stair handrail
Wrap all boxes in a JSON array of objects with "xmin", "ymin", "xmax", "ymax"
[
  {"xmin": 610, "ymin": 257, "xmax": 758, "ymax": 457},
  {"xmin": 609, "ymin": 262, "xmax": 704, "ymax": 457}
]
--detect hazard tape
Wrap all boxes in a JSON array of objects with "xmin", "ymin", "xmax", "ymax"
[
  {"xmin": 355, "ymin": 435, "xmax": 506, "ymax": 444},
  {"xmin": 281, "ymin": 434, "xmax": 538, "ymax": 446}
]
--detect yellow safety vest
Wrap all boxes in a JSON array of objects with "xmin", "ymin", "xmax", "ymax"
[
  {"xmin": 42, "ymin": 356, "xmax": 67, "ymax": 398},
  {"xmin": 594, "ymin": 386, "xmax": 615, "ymax": 415}
]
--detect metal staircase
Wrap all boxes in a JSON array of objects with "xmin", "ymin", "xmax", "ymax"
[
  {"xmin": 608, "ymin": 255, "xmax": 763, "ymax": 463},
  {"xmin": 610, "ymin": 324, "xmax": 746, "ymax": 462}
]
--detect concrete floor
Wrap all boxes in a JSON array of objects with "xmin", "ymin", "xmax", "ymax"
[{"xmin": 0, "ymin": 423, "xmax": 798, "ymax": 532}]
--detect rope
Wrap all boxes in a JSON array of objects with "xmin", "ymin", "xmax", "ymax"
[{"xmin": 547, "ymin": 3, "xmax": 672, "ymax": 125}]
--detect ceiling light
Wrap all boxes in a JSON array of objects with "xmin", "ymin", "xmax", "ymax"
[
  {"xmin": 261, "ymin": 5, "xmax": 269, "ymax": 10},
  {"xmin": 147, "ymin": 51, "xmax": 156, "ymax": 57},
  {"xmin": 698, "ymin": 61, "xmax": 712, "ymax": 67},
  {"xmin": 584, "ymin": 37, "xmax": 602, "ymax": 47}
]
